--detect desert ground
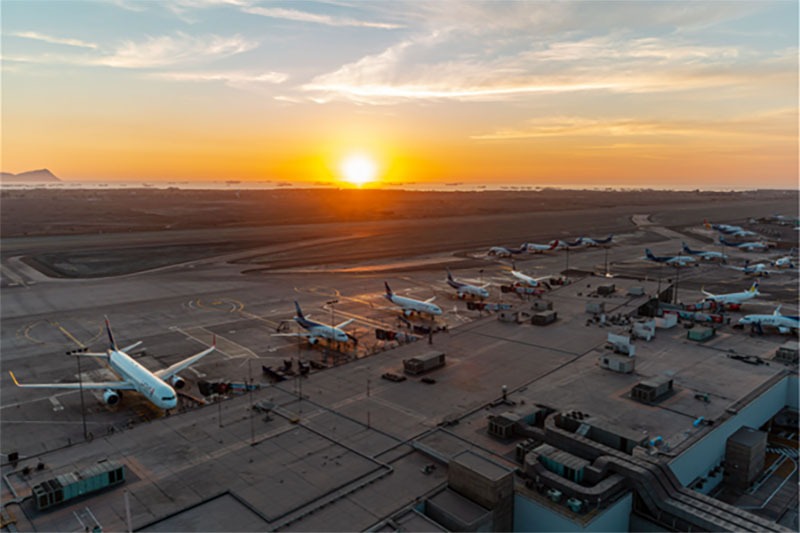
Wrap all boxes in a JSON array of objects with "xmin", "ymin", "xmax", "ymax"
[{"xmin": 1, "ymin": 188, "xmax": 796, "ymax": 277}]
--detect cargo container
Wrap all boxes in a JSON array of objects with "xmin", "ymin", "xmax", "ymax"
[
  {"xmin": 32, "ymin": 461, "xmax": 125, "ymax": 511},
  {"xmin": 403, "ymin": 351, "xmax": 445, "ymax": 375},
  {"xmin": 532, "ymin": 310, "xmax": 557, "ymax": 326},
  {"xmin": 585, "ymin": 301, "xmax": 605, "ymax": 314},
  {"xmin": 687, "ymin": 327, "xmax": 716, "ymax": 342}
]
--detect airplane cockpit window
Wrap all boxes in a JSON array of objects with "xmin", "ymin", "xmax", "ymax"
[{"xmin": 162, "ymin": 396, "xmax": 176, "ymax": 401}]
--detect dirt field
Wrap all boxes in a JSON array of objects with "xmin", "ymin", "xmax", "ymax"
[{"xmin": 1, "ymin": 188, "xmax": 797, "ymax": 278}]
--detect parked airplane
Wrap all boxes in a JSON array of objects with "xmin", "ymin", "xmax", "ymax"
[
  {"xmin": 702, "ymin": 281, "xmax": 760, "ymax": 305},
  {"xmin": 719, "ymin": 237, "xmax": 769, "ymax": 252},
  {"xmin": 549, "ymin": 238, "xmax": 583, "ymax": 250},
  {"xmin": 384, "ymin": 282, "xmax": 442, "ymax": 316},
  {"xmin": 726, "ymin": 260, "xmax": 775, "ymax": 277},
  {"xmin": 446, "ymin": 269, "xmax": 489, "ymax": 299},
  {"xmin": 577, "ymin": 235, "xmax": 614, "ymax": 247},
  {"xmin": 644, "ymin": 249, "xmax": 697, "ymax": 267},
  {"xmin": 525, "ymin": 241, "xmax": 559, "ymax": 253},
  {"xmin": 772, "ymin": 256, "xmax": 796, "ymax": 269},
  {"xmin": 509, "ymin": 262, "xmax": 553, "ymax": 288},
  {"xmin": 739, "ymin": 306, "xmax": 799, "ymax": 334},
  {"xmin": 704, "ymin": 219, "xmax": 743, "ymax": 234},
  {"xmin": 488, "ymin": 243, "xmax": 527, "ymax": 257},
  {"xmin": 273, "ymin": 301, "xmax": 354, "ymax": 344},
  {"xmin": 9, "ymin": 318, "xmax": 215, "ymax": 410},
  {"xmin": 681, "ymin": 242, "xmax": 728, "ymax": 261},
  {"xmin": 727, "ymin": 229, "xmax": 760, "ymax": 238}
]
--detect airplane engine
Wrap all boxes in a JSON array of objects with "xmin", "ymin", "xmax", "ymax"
[
  {"xmin": 403, "ymin": 309, "xmax": 412, "ymax": 317},
  {"xmin": 308, "ymin": 337, "xmax": 319, "ymax": 345},
  {"xmin": 103, "ymin": 389, "xmax": 121, "ymax": 406},
  {"xmin": 171, "ymin": 375, "xmax": 186, "ymax": 389}
]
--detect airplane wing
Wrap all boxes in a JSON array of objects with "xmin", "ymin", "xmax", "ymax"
[
  {"xmin": 335, "ymin": 318, "xmax": 355, "ymax": 329},
  {"xmin": 120, "ymin": 341, "xmax": 143, "ymax": 353},
  {"xmin": 154, "ymin": 345, "xmax": 216, "ymax": 381},
  {"xmin": 9, "ymin": 371, "xmax": 137, "ymax": 391},
  {"xmin": 425, "ymin": 296, "xmax": 436, "ymax": 304},
  {"xmin": 272, "ymin": 332, "xmax": 310, "ymax": 337},
  {"xmin": 701, "ymin": 288, "xmax": 714, "ymax": 298}
]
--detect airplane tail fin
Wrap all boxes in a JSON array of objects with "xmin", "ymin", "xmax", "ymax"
[
  {"xmin": 294, "ymin": 300, "xmax": 304, "ymax": 319},
  {"xmin": 774, "ymin": 305, "xmax": 782, "ymax": 316},
  {"xmin": 704, "ymin": 218, "xmax": 711, "ymax": 230},
  {"xmin": 645, "ymin": 248, "xmax": 655, "ymax": 260},
  {"xmin": 446, "ymin": 268, "xmax": 453, "ymax": 281},
  {"xmin": 384, "ymin": 282, "xmax": 393, "ymax": 296},
  {"xmin": 682, "ymin": 242, "xmax": 691, "ymax": 253},
  {"xmin": 549, "ymin": 240, "xmax": 559, "ymax": 250},
  {"xmin": 104, "ymin": 316, "xmax": 118, "ymax": 351},
  {"xmin": 749, "ymin": 281, "xmax": 759, "ymax": 293}
]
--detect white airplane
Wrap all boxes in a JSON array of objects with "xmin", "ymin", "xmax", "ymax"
[
  {"xmin": 525, "ymin": 241, "xmax": 559, "ymax": 253},
  {"xmin": 487, "ymin": 243, "xmax": 527, "ymax": 257},
  {"xmin": 739, "ymin": 306, "xmax": 799, "ymax": 334},
  {"xmin": 273, "ymin": 301, "xmax": 354, "ymax": 344},
  {"xmin": 772, "ymin": 256, "xmax": 796, "ymax": 269},
  {"xmin": 681, "ymin": 242, "xmax": 727, "ymax": 261},
  {"xmin": 548, "ymin": 238, "xmax": 583, "ymax": 250},
  {"xmin": 704, "ymin": 219, "xmax": 743, "ymax": 234},
  {"xmin": 446, "ymin": 269, "xmax": 489, "ymax": 299},
  {"xmin": 384, "ymin": 282, "xmax": 442, "ymax": 316},
  {"xmin": 644, "ymin": 249, "xmax": 697, "ymax": 267},
  {"xmin": 9, "ymin": 318, "xmax": 215, "ymax": 410},
  {"xmin": 701, "ymin": 281, "xmax": 760, "ymax": 305},
  {"xmin": 727, "ymin": 229, "xmax": 760, "ymax": 238},
  {"xmin": 577, "ymin": 235, "xmax": 614, "ymax": 247},
  {"xmin": 726, "ymin": 260, "xmax": 775, "ymax": 277},
  {"xmin": 509, "ymin": 262, "xmax": 553, "ymax": 288},
  {"xmin": 719, "ymin": 237, "xmax": 769, "ymax": 252}
]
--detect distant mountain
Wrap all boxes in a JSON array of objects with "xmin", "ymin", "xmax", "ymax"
[{"xmin": 0, "ymin": 169, "xmax": 61, "ymax": 182}]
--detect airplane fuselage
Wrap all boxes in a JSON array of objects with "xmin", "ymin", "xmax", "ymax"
[
  {"xmin": 295, "ymin": 316, "xmax": 349, "ymax": 343},
  {"xmin": 109, "ymin": 350, "xmax": 177, "ymax": 409},
  {"xmin": 385, "ymin": 293, "xmax": 442, "ymax": 316},
  {"xmin": 447, "ymin": 279, "xmax": 489, "ymax": 299},
  {"xmin": 739, "ymin": 314, "xmax": 799, "ymax": 332}
]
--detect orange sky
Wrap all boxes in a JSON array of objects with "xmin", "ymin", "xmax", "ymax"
[{"xmin": 2, "ymin": 1, "xmax": 798, "ymax": 189}]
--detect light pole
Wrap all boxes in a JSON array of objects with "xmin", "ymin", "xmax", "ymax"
[
  {"xmin": 75, "ymin": 351, "xmax": 88, "ymax": 440},
  {"xmin": 326, "ymin": 299, "xmax": 339, "ymax": 359}
]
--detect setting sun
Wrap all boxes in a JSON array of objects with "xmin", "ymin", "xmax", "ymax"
[{"xmin": 340, "ymin": 154, "xmax": 378, "ymax": 187}]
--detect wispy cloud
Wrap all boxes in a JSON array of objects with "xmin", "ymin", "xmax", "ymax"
[
  {"xmin": 471, "ymin": 110, "xmax": 799, "ymax": 141},
  {"xmin": 13, "ymin": 31, "xmax": 98, "ymax": 50},
  {"xmin": 151, "ymin": 70, "xmax": 288, "ymax": 87},
  {"xmin": 243, "ymin": 6, "xmax": 402, "ymax": 29},
  {"xmin": 302, "ymin": 27, "xmax": 793, "ymax": 104},
  {"xmin": 98, "ymin": 32, "xmax": 256, "ymax": 68},
  {"xmin": 5, "ymin": 32, "xmax": 258, "ymax": 70}
]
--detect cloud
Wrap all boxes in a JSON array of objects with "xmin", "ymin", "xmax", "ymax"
[
  {"xmin": 301, "ymin": 26, "xmax": 792, "ymax": 105},
  {"xmin": 243, "ymin": 6, "xmax": 402, "ymax": 29},
  {"xmin": 97, "ymin": 32, "xmax": 256, "ymax": 68},
  {"xmin": 151, "ymin": 70, "xmax": 288, "ymax": 87},
  {"xmin": 12, "ymin": 31, "xmax": 98, "ymax": 50},
  {"xmin": 470, "ymin": 110, "xmax": 798, "ymax": 141},
  {"xmin": 2, "ymin": 32, "xmax": 258, "ymax": 71}
]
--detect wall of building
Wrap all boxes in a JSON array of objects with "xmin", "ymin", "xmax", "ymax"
[
  {"xmin": 669, "ymin": 373, "xmax": 798, "ymax": 487},
  {"xmin": 513, "ymin": 492, "xmax": 631, "ymax": 532}
]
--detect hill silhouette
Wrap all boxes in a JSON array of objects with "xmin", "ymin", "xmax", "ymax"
[{"xmin": 1, "ymin": 169, "xmax": 61, "ymax": 182}]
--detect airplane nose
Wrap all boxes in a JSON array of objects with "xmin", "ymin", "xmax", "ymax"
[{"xmin": 164, "ymin": 399, "xmax": 178, "ymax": 409}]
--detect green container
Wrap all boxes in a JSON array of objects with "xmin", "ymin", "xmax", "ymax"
[{"xmin": 687, "ymin": 327, "xmax": 715, "ymax": 342}]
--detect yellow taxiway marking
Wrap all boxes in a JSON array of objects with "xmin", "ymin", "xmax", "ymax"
[{"xmin": 55, "ymin": 322, "xmax": 86, "ymax": 348}]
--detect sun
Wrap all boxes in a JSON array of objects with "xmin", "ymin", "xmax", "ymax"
[{"xmin": 340, "ymin": 154, "xmax": 378, "ymax": 187}]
